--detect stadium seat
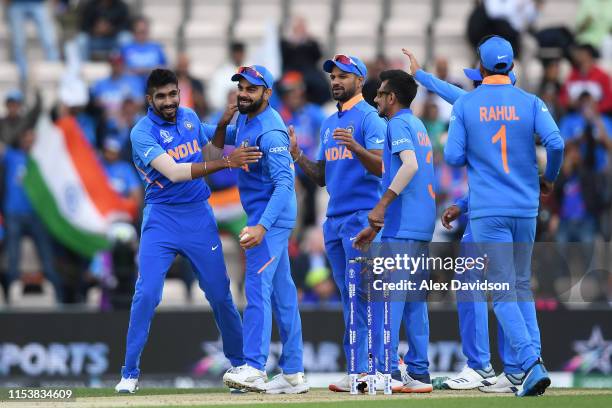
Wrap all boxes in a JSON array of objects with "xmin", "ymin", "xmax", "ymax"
[
  {"xmin": 9, "ymin": 281, "xmax": 56, "ymax": 308},
  {"xmin": 287, "ymin": 0, "xmax": 333, "ymax": 45},
  {"xmin": 81, "ymin": 62, "xmax": 111, "ymax": 83},
  {"xmin": 382, "ymin": 1, "xmax": 431, "ymax": 62},
  {"xmin": 237, "ymin": 0, "xmax": 283, "ymax": 21},
  {"xmin": 438, "ymin": 0, "xmax": 474, "ymax": 21},
  {"xmin": 431, "ymin": 18, "xmax": 473, "ymax": 63},
  {"xmin": 535, "ymin": 0, "xmax": 579, "ymax": 29}
]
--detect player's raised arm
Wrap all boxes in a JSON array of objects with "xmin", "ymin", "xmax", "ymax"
[
  {"xmin": 289, "ymin": 125, "xmax": 326, "ymax": 186},
  {"xmin": 402, "ymin": 48, "xmax": 466, "ymax": 105}
]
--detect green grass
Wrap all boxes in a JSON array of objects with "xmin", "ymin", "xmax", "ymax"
[
  {"xmin": 3, "ymin": 388, "xmax": 611, "ymax": 408},
  {"xmin": 126, "ymin": 395, "xmax": 612, "ymax": 408}
]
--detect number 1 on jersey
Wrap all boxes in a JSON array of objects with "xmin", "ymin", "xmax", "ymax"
[{"xmin": 491, "ymin": 124, "xmax": 509, "ymax": 174}]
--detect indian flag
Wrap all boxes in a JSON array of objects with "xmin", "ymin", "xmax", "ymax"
[{"xmin": 23, "ymin": 115, "xmax": 137, "ymax": 258}]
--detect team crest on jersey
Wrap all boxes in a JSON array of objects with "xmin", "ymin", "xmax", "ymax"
[
  {"xmin": 240, "ymin": 140, "xmax": 250, "ymax": 148},
  {"xmin": 160, "ymin": 129, "xmax": 174, "ymax": 143},
  {"xmin": 346, "ymin": 124, "xmax": 355, "ymax": 135},
  {"xmin": 323, "ymin": 128, "xmax": 330, "ymax": 144},
  {"xmin": 184, "ymin": 120, "xmax": 194, "ymax": 130}
]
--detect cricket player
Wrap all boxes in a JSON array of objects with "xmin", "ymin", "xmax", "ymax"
[
  {"xmin": 115, "ymin": 69, "xmax": 263, "ymax": 393},
  {"xmin": 404, "ymin": 48, "xmax": 519, "ymax": 391},
  {"xmin": 444, "ymin": 36, "xmax": 564, "ymax": 397},
  {"xmin": 288, "ymin": 55, "xmax": 393, "ymax": 392},
  {"xmin": 354, "ymin": 69, "xmax": 436, "ymax": 393},
  {"xmin": 220, "ymin": 65, "xmax": 308, "ymax": 394}
]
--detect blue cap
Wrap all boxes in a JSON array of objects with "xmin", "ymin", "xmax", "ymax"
[
  {"xmin": 477, "ymin": 36, "xmax": 514, "ymax": 73},
  {"xmin": 5, "ymin": 89, "xmax": 23, "ymax": 103},
  {"xmin": 463, "ymin": 68, "xmax": 517, "ymax": 85},
  {"xmin": 103, "ymin": 137, "xmax": 122, "ymax": 152},
  {"xmin": 323, "ymin": 55, "xmax": 367, "ymax": 77},
  {"xmin": 231, "ymin": 65, "xmax": 274, "ymax": 89}
]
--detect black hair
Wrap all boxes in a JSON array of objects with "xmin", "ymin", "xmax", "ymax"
[
  {"xmin": 379, "ymin": 70, "xmax": 418, "ymax": 107},
  {"xmin": 146, "ymin": 69, "xmax": 178, "ymax": 95},
  {"xmin": 230, "ymin": 41, "xmax": 245, "ymax": 53}
]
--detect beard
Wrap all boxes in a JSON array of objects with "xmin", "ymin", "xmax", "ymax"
[
  {"xmin": 154, "ymin": 101, "xmax": 178, "ymax": 121},
  {"xmin": 237, "ymin": 94, "xmax": 265, "ymax": 114},
  {"xmin": 332, "ymin": 83, "xmax": 357, "ymax": 103}
]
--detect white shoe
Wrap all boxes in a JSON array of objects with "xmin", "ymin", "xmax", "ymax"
[
  {"xmin": 329, "ymin": 373, "xmax": 367, "ymax": 392},
  {"xmin": 479, "ymin": 372, "xmax": 524, "ymax": 394},
  {"xmin": 115, "ymin": 377, "xmax": 138, "ymax": 393},
  {"xmin": 360, "ymin": 371, "xmax": 404, "ymax": 393},
  {"xmin": 328, "ymin": 373, "xmax": 350, "ymax": 392},
  {"xmin": 264, "ymin": 372, "xmax": 310, "ymax": 394},
  {"xmin": 443, "ymin": 366, "xmax": 497, "ymax": 390},
  {"xmin": 223, "ymin": 364, "xmax": 267, "ymax": 392},
  {"xmin": 401, "ymin": 373, "xmax": 433, "ymax": 393}
]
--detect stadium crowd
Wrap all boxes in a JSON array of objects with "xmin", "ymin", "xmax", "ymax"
[{"xmin": 0, "ymin": 0, "xmax": 610, "ymax": 307}]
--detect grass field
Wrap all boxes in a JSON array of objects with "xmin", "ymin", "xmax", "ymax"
[{"xmin": 2, "ymin": 388, "xmax": 611, "ymax": 408}]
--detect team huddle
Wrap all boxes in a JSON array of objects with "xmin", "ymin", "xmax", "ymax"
[{"xmin": 113, "ymin": 35, "xmax": 564, "ymax": 397}]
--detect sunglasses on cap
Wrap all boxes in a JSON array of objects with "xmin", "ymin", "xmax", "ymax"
[
  {"xmin": 332, "ymin": 54, "xmax": 364, "ymax": 76},
  {"xmin": 237, "ymin": 66, "xmax": 269, "ymax": 88}
]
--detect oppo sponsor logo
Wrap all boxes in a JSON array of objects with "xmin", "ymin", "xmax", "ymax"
[
  {"xmin": 269, "ymin": 146, "xmax": 288, "ymax": 153},
  {"xmin": 0, "ymin": 343, "xmax": 109, "ymax": 376}
]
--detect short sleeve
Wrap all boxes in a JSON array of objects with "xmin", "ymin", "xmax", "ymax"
[
  {"xmin": 130, "ymin": 128, "xmax": 165, "ymax": 166},
  {"xmin": 389, "ymin": 119, "xmax": 415, "ymax": 154},
  {"xmin": 362, "ymin": 111, "xmax": 386, "ymax": 150}
]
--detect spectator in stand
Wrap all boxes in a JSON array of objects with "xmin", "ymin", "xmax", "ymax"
[
  {"xmin": 575, "ymin": 0, "xmax": 612, "ymax": 52},
  {"xmin": 560, "ymin": 44, "xmax": 612, "ymax": 114},
  {"xmin": 100, "ymin": 137, "xmax": 142, "ymax": 205},
  {"xmin": 554, "ymin": 141, "xmax": 600, "ymax": 243},
  {"xmin": 105, "ymin": 97, "xmax": 144, "ymax": 161},
  {"xmin": 58, "ymin": 75, "xmax": 100, "ymax": 146},
  {"xmin": 1, "ymin": 130, "xmax": 64, "ymax": 303},
  {"xmin": 277, "ymin": 71, "xmax": 325, "ymax": 228},
  {"xmin": 120, "ymin": 16, "xmax": 167, "ymax": 83},
  {"xmin": 7, "ymin": 0, "xmax": 60, "ymax": 82},
  {"xmin": 175, "ymin": 53, "xmax": 208, "ymax": 119},
  {"xmin": 421, "ymin": 97, "xmax": 447, "ymax": 154},
  {"xmin": 538, "ymin": 59, "xmax": 564, "ymax": 122},
  {"xmin": 290, "ymin": 227, "xmax": 339, "ymax": 304},
  {"xmin": 76, "ymin": 0, "xmax": 132, "ymax": 61},
  {"xmin": 208, "ymin": 42, "xmax": 248, "ymax": 111},
  {"xmin": 560, "ymin": 91, "xmax": 612, "ymax": 173},
  {"xmin": 0, "ymin": 90, "xmax": 41, "ymax": 148},
  {"xmin": 91, "ymin": 52, "xmax": 144, "ymax": 124},
  {"xmin": 468, "ymin": 0, "xmax": 540, "ymax": 59},
  {"xmin": 281, "ymin": 16, "xmax": 329, "ymax": 104}
]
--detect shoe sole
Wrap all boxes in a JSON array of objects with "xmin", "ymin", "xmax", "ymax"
[
  {"xmin": 400, "ymin": 385, "xmax": 433, "ymax": 393},
  {"xmin": 517, "ymin": 377, "xmax": 551, "ymax": 397},
  {"xmin": 224, "ymin": 379, "xmax": 265, "ymax": 393},
  {"xmin": 116, "ymin": 386, "xmax": 138, "ymax": 394}
]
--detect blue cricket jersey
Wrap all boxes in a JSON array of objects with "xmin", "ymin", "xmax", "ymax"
[
  {"xmin": 445, "ymin": 75, "xmax": 564, "ymax": 219},
  {"xmin": 130, "ymin": 106, "xmax": 216, "ymax": 204},
  {"xmin": 381, "ymin": 109, "xmax": 436, "ymax": 240},
  {"xmin": 226, "ymin": 105, "xmax": 296, "ymax": 230},
  {"xmin": 317, "ymin": 94, "xmax": 386, "ymax": 217}
]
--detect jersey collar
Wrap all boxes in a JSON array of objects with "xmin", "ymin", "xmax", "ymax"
[
  {"xmin": 337, "ymin": 93, "xmax": 364, "ymax": 112},
  {"xmin": 147, "ymin": 106, "xmax": 183, "ymax": 125},
  {"xmin": 482, "ymin": 75, "xmax": 512, "ymax": 85},
  {"xmin": 392, "ymin": 108, "xmax": 413, "ymax": 118}
]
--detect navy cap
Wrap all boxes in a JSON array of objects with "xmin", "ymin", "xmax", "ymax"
[
  {"xmin": 231, "ymin": 65, "xmax": 274, "ymax": 89},
  {"xmin": 5, "ymin": 89, "xmax": 23, "ymax": 103},
  {"xmin": 464, "ymin": 68, "xmax": 517, "ymax": 85},
  {"xmin": 323, "ymin": 54, "xmax": 367, "ymax": 77},
  {"xmin": 477, "ymin": 36, "xmax": 514, "ymax": 73}
]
